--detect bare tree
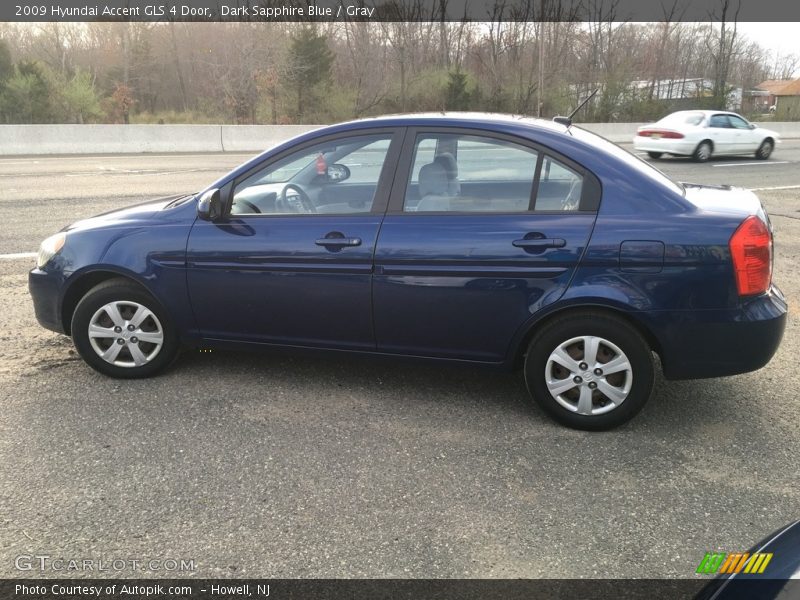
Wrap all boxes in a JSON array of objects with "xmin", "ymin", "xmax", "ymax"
[{"xmin": 706, "ymin": 0, "xmax": 742, "ymax": 109}]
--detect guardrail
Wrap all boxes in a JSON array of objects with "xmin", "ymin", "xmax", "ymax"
[{"xmin": 1, "ymin": 122, "xmax": 798, "ymax": 155}]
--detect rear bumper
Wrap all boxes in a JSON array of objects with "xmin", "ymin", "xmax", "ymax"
[
  {"xmin": 644, "ymin": 285, "xmax": 787, "ymax": 380},
  {"xmin": 29, "ymin": 268, "xmax": 65, "ymax": 334},
  {"xmin": 632, "ymin": 137, "xmax": 697, "ymax": 156}
]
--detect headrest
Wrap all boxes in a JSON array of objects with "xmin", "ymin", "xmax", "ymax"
[
  {"xmin": 434, "ymin": 152, "xmax": 458, "ymax": 179},
  {"xmin": 418, "ymin": 161, "xmax": 449, "ymax": 198}
]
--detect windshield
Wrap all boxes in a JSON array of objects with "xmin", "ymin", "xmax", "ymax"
[
  {"xmin": 572, "ymin": 126, "xmax": 685, "ymax": 196},
  {"xmin": 656, "ymin": 111, "xmax": 705, "ymax": 127}
]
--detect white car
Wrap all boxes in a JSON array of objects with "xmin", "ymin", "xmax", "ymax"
[{"xmin": 633, "ymin": 110, "xmax": 780, "ymax": 162}]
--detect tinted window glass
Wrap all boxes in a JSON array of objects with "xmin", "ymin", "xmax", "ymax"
[
  {"xmin": 728, "ymin": 115, "xmax": 751, "ymax": 129},
  {"xmin": 231, "ymin": 134, "xmax": 392, "ymax": 215},
  {"xmin": 536, "ymin": 156, "xmax": 583, "ymax": 211},
  {"xmin": 403, "ymin": 134, "xmax": 538, "ymax": 213},
  {"xmin": 709, "ymin": 115, "xmax": 731, "ymax": 128}
]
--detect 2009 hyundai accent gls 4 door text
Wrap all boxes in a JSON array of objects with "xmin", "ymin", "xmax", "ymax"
[{"xmin": 29, "ymin": 114, "xmax": 787, "ymax": 430}]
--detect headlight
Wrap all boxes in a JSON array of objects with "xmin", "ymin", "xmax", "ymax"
[{"xmin": 36, "ymin": 232, "xmax": 66, "ymax": 269}]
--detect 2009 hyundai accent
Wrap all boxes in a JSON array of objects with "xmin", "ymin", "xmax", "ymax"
[{"xmin": 29, "ymin": 114, "xmax": 787, "ymax": 430}]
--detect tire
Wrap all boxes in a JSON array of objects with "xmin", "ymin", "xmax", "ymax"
[
  {"xmin": 756, "ymin": 139, "xmax": 773, "ymax": 160},
  {"xmin": 693, "ymin": 141, "xmax": 712, "ymax": 162},
  {"xmin": 647, "ymin": 152, "xmax": 663, "ymax": 159},
  {"xmin": 71, "ymin": 278, "xmax": 178, "ymax": 378},
  {"xmin": 523, "ymin": 311, "xmax": 655, "ymax": 431}
]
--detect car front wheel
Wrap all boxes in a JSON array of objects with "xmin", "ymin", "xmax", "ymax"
[
  {"xmin": 71, "ymin": 279, "xmax": 178, "ymax": 378},
  {"xmin": 647, "ymin": 152, "xmax": 663, "ymax": 159},
  {"xmin": 523, "ymin": 311, "xmax": 655, "ymax": 430}
]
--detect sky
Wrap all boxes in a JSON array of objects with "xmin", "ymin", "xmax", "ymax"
[{"xmin": 736, "ymin": 22, "xmax": 799, "ymax": 58}]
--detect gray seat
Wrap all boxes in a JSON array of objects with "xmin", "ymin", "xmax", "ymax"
[
  {"xmin": 416, "ymin": 161, "xmax": 452, "ymax": 212},
  {"xmin": 433, "ymin": 152, "xmax": 461, "ymax": 195}
]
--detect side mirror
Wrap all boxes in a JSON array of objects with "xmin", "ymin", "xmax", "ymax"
[
  {"xmin": 197, "ymin": 188, "xmax": 222, "ymax": 221},
  {"xmin": 749, "ymin": 123, "xmax": 756, "ymax": 130},
  {"xmin": 326, "ymin": 163, "xmax": 351, "ymax": 183}
]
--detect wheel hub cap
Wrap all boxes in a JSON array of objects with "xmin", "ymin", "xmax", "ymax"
[
  {"xmin": 544, "ymin": 335, "xmax": 633, "ymax": 416},
  {"xmin": 88, "ymin": 301, "xmax": 164, "ymax": 368}
]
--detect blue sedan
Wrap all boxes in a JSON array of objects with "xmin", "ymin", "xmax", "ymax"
[{"xmin": 28, "ymin": 114, "xmax": 787, "ymax": 430}]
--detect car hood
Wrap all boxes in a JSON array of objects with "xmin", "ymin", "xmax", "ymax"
[
  {"xmin": 62, "ymin": 194, "xmax": 193, "ymax": 233},
  {"xmin": 681, "ymin": 183, "xmax": 767, "ymax": 220}
]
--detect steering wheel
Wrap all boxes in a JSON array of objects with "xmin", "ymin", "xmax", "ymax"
[
  {"xmin": 233, "ymin": 198, "xmax": 261, "ymax": 214},
  {"xmin": 279, "ymin": 183, "xmax": 315, "ymax": 213}
]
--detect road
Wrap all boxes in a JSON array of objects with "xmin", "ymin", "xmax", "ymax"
[{"xmin": 0, "ymin": 142, "xmax": 798, "ymax": 579}]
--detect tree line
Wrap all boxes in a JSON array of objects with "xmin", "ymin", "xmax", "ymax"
[{"xmin": 0, "ymin": 19, "xmax": 797, "ymax": 125}]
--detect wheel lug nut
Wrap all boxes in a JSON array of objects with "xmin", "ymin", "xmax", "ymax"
[
  {"xmin": 573, "ymin": 376, "xmax": 583, "ymax": 384},
  {"xmin": 127, "ymin": 324, "xmax": 135, "ymax": 331},
  {"xmin": 589, "ymin": 382, "xmax": 597, "ymax": 389},
  {"xmin": 130, "ymin": 337, "xmax": 138, "ymax": 344},
  {"xmin": 114, "ymin": 326, "xmax": 122, "ymax": 333},
  {"xmin": 594, "ymin": 368, "xmax": 603, "ymax": 375},
  {"xmin": 117, "ymin": 338, "xmax": 125, "ymax": 345},
  {"xmin": 579, "ymin": 362, "xmax": 588, "ymax": 370}
]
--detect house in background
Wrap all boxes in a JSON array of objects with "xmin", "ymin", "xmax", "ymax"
[{"xmin": 755, "ymin": 79, "xmax": 800, "ymax": 119}]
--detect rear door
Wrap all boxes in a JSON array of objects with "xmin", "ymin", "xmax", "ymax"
[
  {"xmin": 372, "ymin": 128, "xmax": 600, "ymax": 362},
  {"xmin": 708, "ymin": 114, "xmax": 736, "ymax": 154}
]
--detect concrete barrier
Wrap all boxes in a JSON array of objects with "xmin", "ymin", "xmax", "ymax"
[
  {"xmin": 0, "ymin": 124, "xmax": 224, "ymax": 155},
  {"xmin": 581, "ymin": 123, "xmax": 645, "ymax": 143},
  {"xmin": 220, "ymin": 124, "xmax": 321, "ymax": 152},
  {"xmin": 1, "ymin": 121, "xmax": 798, "ymax": 155}
]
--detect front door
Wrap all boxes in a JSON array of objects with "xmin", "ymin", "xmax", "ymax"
[
  {"xmin": 186, "ymin": 129, "xmax": 402, "ymax": 349},
  {"xmin": 727, "ymin": 113, "xmax": 759, "ymax": 152},
  {"xmin": 372, "ymin": 129, "xmax": 600, "ymax": 362}
]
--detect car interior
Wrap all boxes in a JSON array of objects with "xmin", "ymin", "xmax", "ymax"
[
  {"xmin": 404, "ymin": 135, "xmax": 583, "ymax": 213},
  {"xmin": 229, "ymin": 133, "xmax": 584, "ymax": 216}
]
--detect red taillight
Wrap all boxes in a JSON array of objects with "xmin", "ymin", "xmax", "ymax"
[
  {"xmin": 729, "ymin": 215, "xmax": 772, "ymax": 296},
  {"xmin": 637, "ymin": 129, "xmax": 685, "ymax": 139}
]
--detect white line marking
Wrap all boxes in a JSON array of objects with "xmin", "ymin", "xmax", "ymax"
[
  {"xmin": 0, "ymin": 252, "xmax": 36, "ymax": 260},
  {"xmin": 750, "ymin": 185, "xmax": 800, "ymax": 191},
  {"xmin": 712, "ymin": 161, "xmax": 790, "ymax": 168}
]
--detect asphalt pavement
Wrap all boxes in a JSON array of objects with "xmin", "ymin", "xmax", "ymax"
[{"xmin": 0, "ymin": 142, "xmax": 798, "ymax": 579}]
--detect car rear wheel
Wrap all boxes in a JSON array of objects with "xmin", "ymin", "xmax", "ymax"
[
  {"xmin": 756, "ymin": 139, "xmax": 773, "ymax": 160},
  {"xmin": 647, "ymin": 152, "xmax": 663, "ymax": 159},
  {"xmin": 71, "ymin": 279, "xmax": 178, "ymax": 378},
  {"xmin": 693, "ymin": 141, "xmax": 712, "ymax": 162},
  {"xmin": 523, "ymin": 312, "xmax": 655, "ymax": 430}
]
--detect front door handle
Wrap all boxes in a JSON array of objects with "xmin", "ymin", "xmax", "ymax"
[{"xmin": 513, "ymin": 237, "xmax": 566, "ymax": 249}]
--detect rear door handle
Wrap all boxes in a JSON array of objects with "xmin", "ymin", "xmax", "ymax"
[
  {"xmin": 315, "ymin": 237, "xmax": 362, "ymax": 247},
  {"xmin": 513, "ymin": 238, "xmax": 566, "ymax": 249}
]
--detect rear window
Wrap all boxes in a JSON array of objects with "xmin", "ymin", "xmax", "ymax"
[{"xmin": 656, "ymin": 112, "xmax": 705, "ymax": 127}]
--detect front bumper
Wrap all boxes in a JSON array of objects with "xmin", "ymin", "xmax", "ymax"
[
  {"xmin": 29, "ymin": 268, "xmax": 65, "ymax": 334},
  {"xmin": 643, "ymin": 285, "xmax": 787, "ymax": 380}
]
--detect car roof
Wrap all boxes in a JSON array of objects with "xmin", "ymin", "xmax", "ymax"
[
  {"xmin": 328, "ymin": 111, "xmax": 573, "ymax": 135},
  {"xmin": 665, "ymin": 109, "xmax": 741, "ymax": 117}
]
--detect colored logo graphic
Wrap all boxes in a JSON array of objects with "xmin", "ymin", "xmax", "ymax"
[{"xmin": 696, "ymin": 552, "xmax": 773, "ymax": 575}]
